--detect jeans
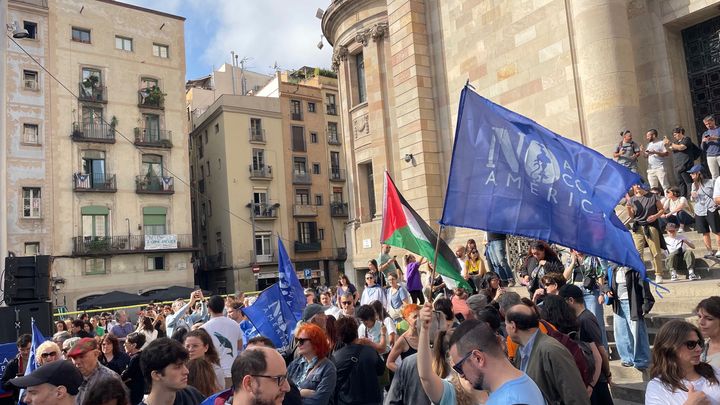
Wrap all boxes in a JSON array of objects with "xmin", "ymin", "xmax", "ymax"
[
  {"xmin": 583, "ymin": 288, "xmax": 608, "ymax": 349},
  {"xmin": 613, "ymin": 299, "xmax": 651, "ymax": 368},
  {"xmin": 487, "ymin": 240, "xmax": 513, "ymax": 281}
]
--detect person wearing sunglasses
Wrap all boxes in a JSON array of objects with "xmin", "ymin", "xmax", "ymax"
[
  {"xmin": 646, "ymin": 319, "xmax": 720, "ymax": 404},
  {"xmin": 287, "ymin": 324, "xmax": 336, "ymax": 404},
  {"xmin": 35, "ymin": 341, "xmax": 62, "ymax": 367},
  {"xmin": 338, "ymin": 293, "xmax": 356, "ymax": 319},
  {"xmin": 416, "ymin": 304, "xmax": 544, "ymax": 405}
]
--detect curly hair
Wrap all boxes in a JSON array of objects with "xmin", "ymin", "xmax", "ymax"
[
  {"xmin": 184, "ymin": 329, "xmax": 220, "ymax": 366},
  {"xmin": 650, "ymin": 319, "xmax": 718, "ymax": 392},
  {"xmin": 401, "ymin": 303, "xmax": 420, "ymax": 320},
  {"xmin": 539, "ymin": 295, "xmax": 577, "ymax": 335},
  {"xmin": 297, "ymin": 323, "xmax": 330, "ymax": 360},
  {"xmin": 540, "ymin": 272, "xmax": 567, "ymax": 289},
  {"xmin": 526, "ymin": 241, "xmax": 559, "ymax": 263}
]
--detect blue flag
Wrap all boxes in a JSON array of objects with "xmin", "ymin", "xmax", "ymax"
[
  {"xmin": 441, "ymin": 86, "xmax": 645, "ymax": 276},
  {"xmin": 0, "ymin": 343, "xmax": 18, "ymax": 397},
  {"xmin": 19, "ymin": 319, "xmax": 47, "ymax": 404},
  {"xmin": 277, "ymin": 238, "xmax": 306, "ymax": 319},
  {"xmin": 242, "ymin": 283, "xmax": 298, "ymax": 350}
]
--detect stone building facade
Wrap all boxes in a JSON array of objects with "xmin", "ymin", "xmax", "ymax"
[{"xmin": 321, "ymin": 0, "xmax": 720, "ymax": 281}]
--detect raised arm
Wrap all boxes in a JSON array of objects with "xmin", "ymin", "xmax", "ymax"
[{"xmin": 417, "ymin": 304, "xmax": 446, "ymax": 403}]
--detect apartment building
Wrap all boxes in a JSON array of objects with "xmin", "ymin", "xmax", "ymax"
[
  {"xmin": 187, "ymin": 68, "xmax": 348, "ymax": 293},
  {"xmin": 3, "ymin": 0, "xmax": 193, "ymax": 310}
]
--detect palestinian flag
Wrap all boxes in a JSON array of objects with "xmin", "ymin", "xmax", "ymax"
[{"xmin": 381, "ymin": 172, "xmax": 472, "ymax": 291}]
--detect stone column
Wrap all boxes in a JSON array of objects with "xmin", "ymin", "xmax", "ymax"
[{"xmin": 569, "ymin": 0, "xmax": 640, "ymax": 155}]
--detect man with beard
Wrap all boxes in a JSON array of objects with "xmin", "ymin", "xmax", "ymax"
[
  {"xmin": 230, "ymin": 347, "xmax": 290, "ymax": 405},
  {"xmin": 506, "ymin": 304, "xmax": 589, "ymax": 405},
  {"xmin": 416, "ymin": 305, "xmax": 544, "ymax": 405}
]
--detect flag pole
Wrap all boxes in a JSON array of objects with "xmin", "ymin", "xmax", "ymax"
[{"xmin": 427, "ymin": 224, "xmax": 443, "ymax": 302}]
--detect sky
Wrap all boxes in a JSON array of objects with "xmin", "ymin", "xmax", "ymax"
[{"xmin": 123, "ymin": 0, "xmax": 334, "ymax": 80}]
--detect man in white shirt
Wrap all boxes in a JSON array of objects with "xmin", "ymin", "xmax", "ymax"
[
  {"xmin": 201, "ymin": 295, "xmax": 242, "ymax": 388},
  {"xmin": 642, "ymin": 129, "xmax": 669, "ymax": 190},
  {"xmin": 663, "ymin": 222, "xmax": 700, "ymax": 281}
]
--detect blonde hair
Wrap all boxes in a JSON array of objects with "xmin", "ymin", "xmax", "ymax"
[{"xmin": 35, "ymin": 341, "xmax": 61, "ymax": 365}]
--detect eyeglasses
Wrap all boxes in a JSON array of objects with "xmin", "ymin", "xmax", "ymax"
[
  {"xmin": 295, "ymin": 337, "xmax": 310, "ymax": 345},
  {"xmin": 365, "ymin": 276, "xmax": 374, "ymax": 280},
  {"xmin": 251, "ymin": 374, "xmax": 288, "ymax": 387},
  {"xmin": 684, "ymin": 339, "xmax": 705, "ymax": 350},
  {"xmin": 40, "ymin": 351, "xmax": 58, "ymax": 358},
  {"xmin": 452, "ymin": 349, "xmax": 478, "ymax": 376},
  {"xmin": 341, "ymin": 301, "xmax": 353, "ymax": 306}
]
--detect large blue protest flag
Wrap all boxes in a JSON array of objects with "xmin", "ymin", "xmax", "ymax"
[
  {"xmin": 441, "ymin": 86, "xmax": 645, "ymax": 275},
  {"xmin": 277, "ymin": 238, "xmax": 306, "ymax": 319},
  {"xmin": 243, "ymin": 283, "xmax": 298, "ymax": 350},
  {"xmin": 19, "ymin": 319, "xmax": 47, "ymax": 404}
]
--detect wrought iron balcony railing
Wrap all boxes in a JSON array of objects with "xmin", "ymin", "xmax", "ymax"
[{"xmin": 73, "ymin": 173, "xmax": 116, "ymax": 192}]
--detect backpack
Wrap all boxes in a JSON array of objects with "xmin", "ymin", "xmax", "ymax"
[{"xmin": 540, "ymin": 320, "xmax": 596, "ymax": 387}]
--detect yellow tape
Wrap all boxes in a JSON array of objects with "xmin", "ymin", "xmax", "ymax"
[{"xmin": 53, "ymin": 291, "xmax": 261, "ymax": 318}]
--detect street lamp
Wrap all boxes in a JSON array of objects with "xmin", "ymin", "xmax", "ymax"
[{"xmin": 6, "ymin": 21, "xmax": 29, "ymax": 39}]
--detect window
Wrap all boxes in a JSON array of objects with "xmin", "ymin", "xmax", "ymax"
[
  {"xmin": 22, "ymin": 188, "xmax": 41, "ymax": 218},
  {"xmin": 143, "ymin": 114, "xmax": 161, "ymax": 141},
  {"xmin": 250, "ymin": 118, "xmax": 263, "ymax": 139},
  {"xmin": 310, "ymin": 132, "xmax": 318, "ymax": 143},
  {"xmin": 253, "ymin": 192, "xmax": 268, "ymax": 215},
  {"xmin": 328, "ymin": 122, "xmax": 339, "ymax": 142},
  {"xmin": 315, "ymin": 194, "xmax": 323, "ymax": 206},
  {"xmin": 23, "ymin": 70, "xmax": 38, "ymax": 90},
  {"xmin": 318, "ymin": 228, "xmax": 325, "ymax": 240},
  {"xmin": 208, "ymin": 200, "xmax": 213, "ymax": 217},
  {"xmin": 326, "ymin": 94, "xmax": 337, "ymax": 115},
  {"xmin": 198, "ymin": 141, "xmax": 204, "ymax": 159},
  {"xmin": 143, "ymin": 207, "xmax": 167, "ymax": 235},
  {"xmin": 291, "ymin": 100, "xmax": 302, "ymax": 120},
  {"xmin": 115, "ymin": 36, "xmax": 133, "ymax": 51},
  {"xmin": 204, "ymin": 130, "xmax": 208, "ymax": 144},
  {"xmin": 332, "ymin": 187, "xmax": 344, "ymax": 203},
  {"xmin": 23, "ymin": 22, "xmax": 37, "ymax": 39},
  {"xmin": 24, "ymin": 242, "xmax": 40, "ymax": 255},
  {"xmin": 206, "ymin": 161, "xmax": 211, "ymax": 177},
  {"xmin": 356, "ymin": 53, "xmax": 367, "ymax": 103},
  {"xmin": 214, "ymin": 123, "xmax": 220, "ymax": 134},
  {"xmin": 330, "ymin": 151, "xmax": 341, "ymax": 175},
  {"xmin": 308, "ymin": 102, "xmax": 316, "ymax": 113},
  {"xmin": 252, "ymin": 149, "xmax": 266, "ymax": 170},
  {"xmin": 142, "ymin": 154, "xmax": 163, "ymax": 178},
  {"xmin": 23, "ymin": 124, "xmax": 39, "ymax": 144},
  {"xmin": 72, "ymin": 27, "xmax": 91, "ymax": 43},
  {"xmin": 85, "ymin": 258, "xmax": 106, "ymax": 275},
  {"xmin": 255, "ymin": 234, "xmax": 272, "ymax": 256},
  {"xmin": 81, "ymin": 206, "xmax": 109, "ymax": 238},
  {"xmin": 312, "ymin": 163, "xmax": 320, "ymax": 175},
  {"xmin": 295, "ymin": 189, "xmax": 310, "ymax": 205},
  {"xmin": 147, "ymin": 256, "xmax": 165, "ymax": 271},
  {"xmin": 291, "ymin": 126, "xmax": 306, "ymax": 152},
  {"xmin": 153, "ymin": 43, "xmax": 169, "ymax": 58},
  {"xmin": 142, "ymin": 77, "xmax": 159, "ymax": 90},
  {"xmin": 80, "ymin": 68, "xmax": 103, "ymax": 100},
  {"xmin": 293, "ymin": 157, "xmax": 307, "ymax": 175},
  {"xmin": 297, "ymin": 222, "xmax": 318, "ymax": 243},
  {"xmin": 360, "ymin": 162, "xmax": 376, "ymax": 218}
]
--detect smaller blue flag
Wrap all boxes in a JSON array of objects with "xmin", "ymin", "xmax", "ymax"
[
  {"xmin": 243, "ymin": 284, "xmax": 298, "ymax": 350},
  {"xmin": 277, "ymin": 238, "xmax": 306, "ymax": 319},
  {"xmin": 0, "ymin": 343, "xmax": 18, "ymax": 397},
  {"xmin": 19, "ymin": 319, "xmax": 47, "ymax": 404},
  {"xmin": 239, "ymin": 319, "xmax": 259, "ymax": 349}
]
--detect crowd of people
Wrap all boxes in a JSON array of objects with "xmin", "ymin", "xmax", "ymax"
[{"xmin": 2, "ymin": 235, "xmax": 720, "ymax": 404}]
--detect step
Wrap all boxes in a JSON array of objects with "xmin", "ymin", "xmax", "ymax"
[
  {"xmin": 609, "ymin": 360, "xmax": 652, "ymax": 382},
  {"xmin": 610, "ymin": 381, "xmax": 648, "ymax": 404}
]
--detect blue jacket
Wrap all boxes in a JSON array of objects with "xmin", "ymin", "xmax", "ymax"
[{"xmin": 287, "ymin": 357, "xmax": 337, "ymax": 405}]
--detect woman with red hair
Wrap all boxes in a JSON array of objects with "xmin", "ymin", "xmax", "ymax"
[
  {"xmin": 287, "ymin": 323, "xmax": 337, "ymax": 405},
  {"xmin": 385, "ymin": 303, "xmax": 420, "ymax": 372}
]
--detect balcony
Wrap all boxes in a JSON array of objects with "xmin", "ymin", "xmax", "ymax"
[
  {"xmin": 71, "ymin": 121, "xmax": 115, "ymax": 143},
  {"xmin": 136, "ymin": 176, "xmax": 174, "ymax": 194},
  {"xmin": 328, "ymin": 133, "xmax": 341, "ymax": 145},
  {"xmin": 138, "ymin": 87, "xmax": 165, "ymax": 109},
  {"xmin": 72, "ymin": 234, "xmax": 195, "ymax": 256},
  {"xmin": 134, "ymin": 128, "xmax": 173, "ymax": 148},
  {"xmin": 198, "ymin": 179, "xmax": 205, "ymax": 194},
  {"xmin": 293, "ymin": 204, "xmax": 318, "ymax": 217},
  {"xmin": 254, "ymin": 205, "xmax": 278, "ymax": 220},
  {"xmin": 330, "ymin": 202, "xmax": 349, "ymax": 217},
  {"xmin": 294, "ymin": 241, "xmax": 321, "ymax": 252},
  {"xmin": 249, "ymin": 165, "xmax": 273, "ymax": 180},
  {"xmin": 253, "ymin": 250, "xmax": 276, "ymax": 263},
  {"xmin": 329, "ymin": 169, "xmax": 346, "ymax": 182},
  {"xmin": 73, "ymin": 173, "xmax": 117, "ymax": 192},
  {"xmin": 326, "ymin": 104, "xmax": 337, "ymax": 115},
  {"xmin": 292, "ymin": 172, "xmax": 312, "ymax": 185},
  {"xmin": 78, "ymin": 84, "xmax": 106, "ymax": 103},
  {"xmin": 291, "ymin": 112, "xmax": 303, "ymax": 121},
  {"xmin": 249, "ymin": 127, "xmax": 265, "ymax": 143}
]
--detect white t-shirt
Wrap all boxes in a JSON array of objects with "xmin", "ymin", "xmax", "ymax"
[
  {"xmin": 202, "ymin": 316, "xmax": 241, "ymax": 378},
  {"xmin": 664, "ymin": 196, "xmax": 693, "ymax": 215},
  {"xmin": 713, "ymin": 177, "xmax": 720, "ymax": 200},
  {"xmin": 645, "ymin": 368, "xmax": 720, "ymax": 405},
  {"xmin": 647, "ymin": 140, "xmax": 667, "ymax": 169},
  {"xmin": 664, "ymin": 234, "xmax": 690, "ymax": 255}
]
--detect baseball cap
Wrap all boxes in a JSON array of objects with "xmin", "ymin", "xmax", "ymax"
[
  {"xmin": 558, "ymin": 284, "xmax": 584, "ymax": 301},
  {"xmin": 302, "ymin": 304, "xmax": 326, "ymax": 322},
  {"xmin": 9, "ymin": 360, "xmax": 83, "ymax": 395},
  {"xmin": 66, "ymin": 337, "xmax": 97, "ymax": 358},
  {"xmin": 688, "ymin": 164, "xmax": 704, "ymax": 174}
]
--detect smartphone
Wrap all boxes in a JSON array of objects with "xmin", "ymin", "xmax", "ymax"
[{"xmin": 454, "ymin": 313, "xmax": 465, "ymax": 323}]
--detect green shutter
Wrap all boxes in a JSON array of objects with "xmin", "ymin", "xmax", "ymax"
[
  {"xmin": 143, "ymin": 207, "xmax": 166, "ymax": 226},
  {"xmin": 81, "ymin": 206, "xmax": 109, "ymax": 215},
  {"xmin": 143, "ymin": 207, "xmax": 167, "ymax": 215}
]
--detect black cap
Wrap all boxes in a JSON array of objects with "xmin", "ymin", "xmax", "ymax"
[
  {"xmin": 9, "ymin": 360, "xmax": 83, "ymax": 395},
  {"xmin": 558, "ymin": 284, "xmax": 584, "ymax": 301}
]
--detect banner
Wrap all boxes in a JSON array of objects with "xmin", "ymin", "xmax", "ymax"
[
  {"xmin": 441, "ymin": 86, "xmax": 645, "ymax": 274},
  {"xmin": 144, "ymin": 234, "xmax": 178, "ymax": 250},
  {"xmin": 0, "ymin": 343, "xmax": 18, "ymax": 397},
  {"xmin": 243, "ymin": 284, "xmax": 298, "ymax": 350}
]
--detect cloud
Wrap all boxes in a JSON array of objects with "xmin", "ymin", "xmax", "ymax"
[{"xmin": 121, "ymin": 0, "xmax": 333, "ymax": 78}]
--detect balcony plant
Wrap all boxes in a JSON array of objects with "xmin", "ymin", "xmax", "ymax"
[{"xmin": 141, "ymin": 85, "xmax": 166, "ymax": 107}]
